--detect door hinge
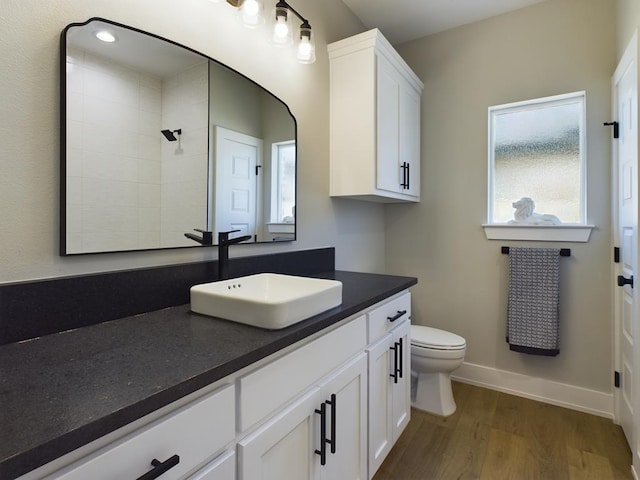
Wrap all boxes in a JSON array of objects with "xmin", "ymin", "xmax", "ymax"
[
  {"xmin": 604, "ymin": 121, "xmax": 619, "ymax": 139},
  {"xmin": 615, "ymin": 370, "xmax": 621, "ymax": 388},
  {"xmin": 614, "ymin": 247, "xmax": 620, "ymax": 263}
]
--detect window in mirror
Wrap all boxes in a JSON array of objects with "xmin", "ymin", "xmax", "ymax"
[{"xmin": 272, "ymin": 141, "xmax": 296, "ymax": 223}]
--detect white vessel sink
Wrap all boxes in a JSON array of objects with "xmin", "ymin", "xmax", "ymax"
[{"xmin": 190, "ymin": 273, "xmax": 343, "ymax": 330}]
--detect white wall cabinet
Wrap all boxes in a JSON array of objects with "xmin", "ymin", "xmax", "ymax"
[
  {"xmin": 366, "ymin": 293, "xmax": 411, "ymax": 478},
  {"xmin": 328, "ymin": 29, "xmax": 423, "ymax": 203},
  {"xmin": 24, "ymin": 293, "xmax": 411, "ymax": 480}
]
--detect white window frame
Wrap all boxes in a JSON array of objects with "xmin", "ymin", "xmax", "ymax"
[
  {"xmin": 266, "ymin": 140, "xmax": 296, "ymax": 234},
  {"xmin": 482, "ymin": 91, "xmax": 594, "ymax": 242}
]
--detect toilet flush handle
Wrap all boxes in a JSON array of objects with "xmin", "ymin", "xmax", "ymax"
[{"xmin": 387, "ymin": 310, "xmax": 407, "ymax": 322}]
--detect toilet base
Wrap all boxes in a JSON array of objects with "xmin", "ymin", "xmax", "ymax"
[{"xmin": 411, "ymin": 371, "xmax": 456, "ymax": 417}]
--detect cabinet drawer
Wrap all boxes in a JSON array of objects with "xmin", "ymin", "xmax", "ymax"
[
  {"xmin": 368, "ymin": 292, "xmax": 411, "ymax": 343},
  {"xmin": 48, "ymin": 384, "xmax": 235, "ymax": 480},
  {"xmin": 187, "ymin": 450, "xmax": 235, "ymax": 480},
  {"xmin": 239, "ymin": 315, "xmax": 367, "ymax": 432}
]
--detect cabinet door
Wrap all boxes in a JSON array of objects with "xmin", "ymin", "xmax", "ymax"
[
  {"xmin": 391, "ymin": 320, "xmax": 411, "ymax": 440},
  {"xmin": 367, "ymin": 333, "xmax": 394, "ymax": 477},
  {"xmin": 399, "ymin": 86, "xmax": 421, "ymax": 198},
  {"xmin": 376, "ymin": 54, "xmax": 401, "ymax": 195},
  {"xmin": 238, "ymin": 387, "xmax": 322, "ymax": 480},
  {"xmin": 319, "ymin": 353, "xmax": 367, "ymax": 480}
]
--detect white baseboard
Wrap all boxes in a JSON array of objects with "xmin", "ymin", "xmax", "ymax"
[{"xmin": 451, "ymin": 361, "xmax": 613, "ymax": 418}]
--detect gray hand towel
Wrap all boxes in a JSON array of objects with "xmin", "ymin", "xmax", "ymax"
[{"xmin": 506, "ymin": 247, "xmax": 560, "ymax": 356}]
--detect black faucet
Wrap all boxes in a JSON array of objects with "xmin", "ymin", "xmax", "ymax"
[
  {"xmin": 218, "ymin": 230, "xmax": 252, "ymax": 280},
  {"xmin": 184, "ymin": 229, "xmax": 213, "ymax": 246}
]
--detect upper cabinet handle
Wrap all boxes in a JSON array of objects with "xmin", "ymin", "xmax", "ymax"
[
  {"xmin": 400, "ymin": 162, "xmax": 409, "ymax": 189},
  {"xmin": 406, "ymin": 163, "xmax": 410, "ymax": 189}
]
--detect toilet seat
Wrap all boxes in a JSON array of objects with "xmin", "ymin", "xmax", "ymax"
[{"xmin": 411, "ymin": 325, "xmax": 466, "ymax": 350}]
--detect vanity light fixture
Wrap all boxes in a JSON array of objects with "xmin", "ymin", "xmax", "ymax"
[
  {"xmin": 94, "ymin": 30, "xmax": 117, "ymax": 43},
  {"xmin": 222, "ymin": 0, "xmax": 315, "ymax": 64}
]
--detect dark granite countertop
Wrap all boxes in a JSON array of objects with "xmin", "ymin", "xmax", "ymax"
[{"xmin": 0, "ymin": 270, "xmax": 416, "ymax": 480}]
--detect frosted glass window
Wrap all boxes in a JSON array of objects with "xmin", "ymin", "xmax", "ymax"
[
  {"xmin": 488, "ymin": 92, "xmax": 586, "ymax": 224},
  {"xmin": 271, "ymin": 141, "xmax": 296, "ymax": 223}
]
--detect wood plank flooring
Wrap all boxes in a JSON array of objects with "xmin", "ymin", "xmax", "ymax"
[{"xmin": 374, "ymin": 382, "xmax": 631, "ymax": 480}]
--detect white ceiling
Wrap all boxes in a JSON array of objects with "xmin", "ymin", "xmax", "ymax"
[{"xmin": 340, "ymin": 0, "xmax": 548, "ymax": 45}]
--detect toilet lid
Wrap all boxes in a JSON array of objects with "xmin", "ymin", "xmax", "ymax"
[{"xmin": 411, "ymin": 325, "xmax": 466, "ymax": 350}]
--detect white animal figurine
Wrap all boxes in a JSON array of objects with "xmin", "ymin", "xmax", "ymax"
[{"xmin": 509, "ymin": 197, "xmax": 562, "ymax": 225}]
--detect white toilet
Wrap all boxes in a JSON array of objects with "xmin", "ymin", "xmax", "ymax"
[{"xmin": 410, "ymin": 325, "xmax": 466, "ymax": 417}]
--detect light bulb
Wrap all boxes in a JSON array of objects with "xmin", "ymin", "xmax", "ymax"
[
  {"xmin": 244, "ymin": 0, "xmax": 259, "ymax": 16},
  {"xmin": 238, "ymin": 0, "xmax": 264, "ymax": 28},
  {"xmin": 296, "ymin": 22, "xmax": 315, "ymax": 64},
  {"xmin": 297, "ymin": 39, "xmax": 312, "ymax": 61},
  {"xmin": 271, "ymin": 11, "xmax": 292, "ymax": 46},
  {"xmin": 274, "ymin": 17, "xmax": 289, "ymax": 39}
]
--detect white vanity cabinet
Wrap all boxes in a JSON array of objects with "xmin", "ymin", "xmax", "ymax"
[
  {"xmin": 366, "ymin": 293, "xmax": 411, "ymax": 477},
  {"xmin": 328, "ymin": 29, "xmax": 423, "ymax": 203},
  {"xmin": 19, "ymin": 290, "xmax": 413, "ymax": 480},
  {"xmin": 237, "ymin": 316, "xmax": 368, "ymax": 480}
]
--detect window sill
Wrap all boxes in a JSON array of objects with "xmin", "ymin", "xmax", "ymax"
[
  {"xmin": 266, "ymin": 222, "xmax": 295, "ymax": 234},
  {"xmin": 482, "ymin": 224, "xmax": 594, "ymax": 242}
]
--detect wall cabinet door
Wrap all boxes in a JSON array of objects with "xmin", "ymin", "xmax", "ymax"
[
  {"xmin": 376, "ymin": 53, "xmax": 401, "ymax": 195},
  {"xmin": 377, "ymin": 53, "xmax": 421, "ymax": 199},
  {"xmin": 399, "ymin": 85, "xmax": 421, "ymax": 198}
]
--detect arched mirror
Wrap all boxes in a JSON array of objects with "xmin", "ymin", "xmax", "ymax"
[{"xmin": 61, "ymin": 18, "xmax": 296, "ymax": 255}]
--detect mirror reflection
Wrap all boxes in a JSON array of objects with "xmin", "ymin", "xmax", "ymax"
[{"xmin": 61, "ymin": 18, "xmax": 296, "ymax": 255}]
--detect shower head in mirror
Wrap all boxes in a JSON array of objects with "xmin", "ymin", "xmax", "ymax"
[{"xmin": 161, "ymin": 129, "xmax": 182, "ymax": 141}]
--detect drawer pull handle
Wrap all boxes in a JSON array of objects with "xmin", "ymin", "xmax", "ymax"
[
  {"xmin": 326, "ymin": 393, "xmax": 337, "ymax": 454},
  {"xmin": 315, "ymin": 402, "xmax": 328, "ymax": 466},
  {"xmin": 136, "ymin": 454, "xmax": 180, "ymax": 480},
  {"xmin": 387, "ymin": 310, "xmax": 407, "ymax": 322}
]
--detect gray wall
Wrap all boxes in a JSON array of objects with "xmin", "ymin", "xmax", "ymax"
[
  {"xmin": 0, "ymin": 0, "xmax": 385, "ymax": 283},
  {"xmin": 387, "ymin": 0, "xmax": 616, "ymax": 393}
]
